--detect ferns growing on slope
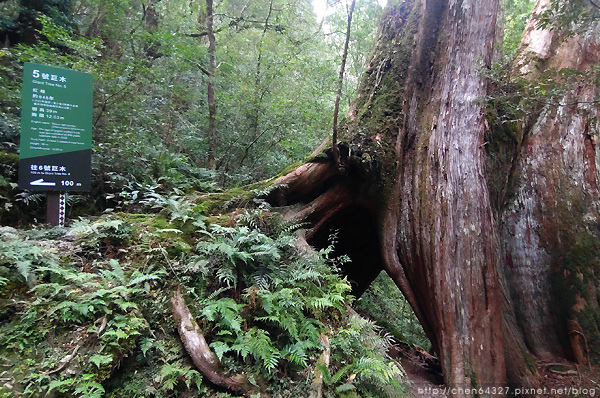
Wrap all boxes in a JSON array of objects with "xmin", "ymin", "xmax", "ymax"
[
  {"xmin": 0, "ymin": 208, "xmax": 407, "ymax": 397},
  {"xmin": 183, "ymin": 209, "xmax": 406, "ymax": 396}
]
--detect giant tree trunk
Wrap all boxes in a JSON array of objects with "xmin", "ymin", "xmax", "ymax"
[
  {"xmin": 498, "ymin": 0, "xmax": 600, "ymax": 365},
  {"xmin": 368, "ymin": 0, "xmax": 508, "ymax": 388},
  {"xmin": 264, "ymin": 0, "xmax": 600, "ymax": 395}
]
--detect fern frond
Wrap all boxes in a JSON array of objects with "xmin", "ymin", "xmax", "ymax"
[
  {"xmin": 215, "ymin": 266, "xmax": 237, "ymax": 288},
  {"xmin": 283, "ymin": 344, "xmax": 308, "ymax": 367},
  {"xmin": 252, "ymin": 267, "xmax": 272, "ymax": 290},
  {"xmin": 16, "ymin": 260, "xmax": 34, "ymax": 286},
  {"xmin": 201, "ymin": 298, "xmax": 243, "ymax": 333},
  {"xmin": 109, "ymin": 259, "xmax": 126, "ymax": 283},
  {"xmin": 245, "ymin": 328, "xmax": 281, "ymax": 371},
  {"xmin": 206, "ymin": 286, "xmax": 230, "ymax": 300},
  {"xmin": 210, "ymin": 341, "xmax": 232, "ymax": 361},
  {"xmin": 127, "ymin": 272, "xmax": 161, "ymax": 287}
]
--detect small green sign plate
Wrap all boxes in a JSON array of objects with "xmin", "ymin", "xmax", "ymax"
[{"xmin": 18, "ymin": 62, "xmax": 93, "ymax": 191}]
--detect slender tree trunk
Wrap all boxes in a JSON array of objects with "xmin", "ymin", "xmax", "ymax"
[
  {"xmin": 241, "ymin": 0, "xmax": 274, "ymax": 169},
  {"xmin": 332, "ymin": 0, "xmax": 356, "ymax": 166},
  {"xmin": 206, "ymin": 0, "xmax": 218, "ymax": 169}
]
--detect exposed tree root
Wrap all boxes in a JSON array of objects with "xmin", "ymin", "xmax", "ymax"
[
  {"xmin": 171, "ymin": 286, "xmax": 265, "ymax": 397},
  {"xmin": 41, "ymin": 345, "xmax": 80, "ymax": 375},
  {"xmin": 309, "ymin": 333, "xmax": 331, "ymax": 398},
  {"xmin": 282, "ymin": 185, "xmax": 352, "ymax": 242},
  {"xmin": 568, "ymin": 318, "xmax": 591, "ymax": 369},
  {"xmin": 273, "ymin": 161, "xmax": 338, "ymax": 202}
]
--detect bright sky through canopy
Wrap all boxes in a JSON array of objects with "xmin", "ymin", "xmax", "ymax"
[{"xmin": 312, "ymin": 0, "xmax": 388, "ymax": 20}]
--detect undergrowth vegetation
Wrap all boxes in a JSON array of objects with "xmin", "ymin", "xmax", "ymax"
[
  {"xmin": 0, "ymin": 196, "xmax": 409, "ymax": 397},
  {"xmin": 357, "ymin": 274, "xmax": 430, "ymax": 352}
]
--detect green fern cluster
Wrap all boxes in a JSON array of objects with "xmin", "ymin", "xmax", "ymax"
[
  {"xmin": 0, "ymin": 227, "xmax": 59, "ymax": 288},
  {"xmin": 322, "ymin": 314, "xmax": 406, "ymax": 397},
  {"xmin": 0, "ymin": 232, "xmax": 163, "ymax": 397},
  {"xmin": 140, "ymin": 188, "xmax": 205, "ymax": 225},
  {"xmin": 68, "ymin": 218, "xmax": 134, "ymax": 259},
  {"xmin": 31, "ymin": 259, "xmax": 161, "ymax": 325},
  {"xmin": 0, "ymin": 209, "xmax": 408, "ymax": 397},
  {"xmin": 190, "ymin": 220, "xmax": 352, "ymax": 380},
  {"xmin": 180, "ymin": 211, "xmax": 406, "ymax": 396}
]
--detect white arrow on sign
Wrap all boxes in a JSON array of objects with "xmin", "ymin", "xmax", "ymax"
[{"xmin": 30, "ymin": 178, "xmax": 56, "ymax": 186}]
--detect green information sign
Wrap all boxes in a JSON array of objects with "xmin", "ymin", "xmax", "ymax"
[{"xmin": 18, "ymin": 62, "xmax": 93, "ymax": 191}]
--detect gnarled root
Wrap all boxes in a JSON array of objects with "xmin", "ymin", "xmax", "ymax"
[
  {"xmin": 171, "ymin": 286, "xmax": 266, "ymax": 397},
  {"xmin": 309, "ymin": 333, "xmax": 331, "ymax": 398}
]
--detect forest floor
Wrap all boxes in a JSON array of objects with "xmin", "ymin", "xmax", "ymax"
[
  {"xmin": 534, "ymin": 358, "xmax": 599, "ymax": 397},
  {"xmin": 387, "ymin": 344, "xmax": 444, "ymax": 398},
  {"xmin": 401, "ymin": 355, "xmax": 444, "ymax": 398},
  {"xmin": 392, "ymin": 345, "xmax": 600, "ymax": 398}
]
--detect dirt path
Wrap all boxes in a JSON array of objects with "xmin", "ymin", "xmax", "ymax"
[
  {"xmin": 401, "ymin": 354, "xmax": 445, "ymax": 397},
  {"xmin": 388, "ymin": 344, "xmax": 445, "ymax": 397},
  {"xmin": 397, "ymin": 349, "xmax": 600, "ymax": 398}
]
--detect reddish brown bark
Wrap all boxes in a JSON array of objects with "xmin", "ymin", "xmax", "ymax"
[
  {"xmin": 499, "ymin": 0, "xmax": 600, "ymax": 365},
  {"xmin": 273, "ymin": 0, "xmax": 516, "ymax": 391},
  {"xmin": 386, "ymin": 0, "xmax": 508, "ymax": 389}
]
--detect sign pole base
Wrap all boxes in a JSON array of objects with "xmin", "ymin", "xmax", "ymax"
[{"xmin": 47, "ymin": 192, "xmax": 66, "ymax": 227}]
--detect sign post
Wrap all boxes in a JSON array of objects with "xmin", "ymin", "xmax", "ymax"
[
  {"xmin": 18, "ymin": 63, "xmax": 93, "ymax": 226},
  {"xmin": 46, "ymin": 192, "xmax": 66, "ymax": 227}
]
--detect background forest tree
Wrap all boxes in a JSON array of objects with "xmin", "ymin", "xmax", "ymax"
[{"xmin": 0, "ymin": 0, "xmax": 384, "ymax": 223}]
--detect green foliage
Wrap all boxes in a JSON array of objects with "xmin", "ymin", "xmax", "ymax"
[
  {"xmin": 0, "ymin": 0, "xmax": 74, "ymax": 46},
  {"xmin": 0, "ymin": 49, "xmax": 21, "ymax": 144},
  {"xmin": 142, "ymin": 206, "xmax": 403, "ymax": 394},
  {"xmin": 31, "ymin": 258, "xmax": 160, "ymax": 325},
  {"xmin": 191, "ymin": 218, "xmax": 352, "ymax": 379},
  {"xmin": 482, "ymin": 57, "xmax": 600, "ymax": 127},
  {"xmin": 0, "ymin": 1, "xmax": 413, "ymax": 395},
  {"xmin": 323, "ymin": 313, "xmax": 406, "ymax": 397},
  {"xmin": 0, "ymin": 234, "xmax": 163, "ymax": 396},
  {"xmin": 535, "ymin": 0, "xmax": 600, "ymax": 34},
  {"xmin": 68, "ymin": 217, "xmax": 134, "ymax": 258},
  {"xmin": 502, "ymin": 0, "xmax": 535, "ymax": 58},
  {"xmin": 0, "ymin": 204, "xmax": 410, "ymax": 397},
  {"xmin": 0, "ymin": 0, "xmax": 336, "ymax": 221},
  {"xmin": 208, "ymin": 0, "xmax": 339, "ymax": 184},
  {"xmin": 357, "ymin": 273, "xmax": 430, "ymax": 350},
  {"xmin": 322, "ymin": 0, "xmax": 385, "ymax": 103},
  {"xmin": 159, "ymin": 362, "xmax": 203, "ymax": 391},
  {"xmin": 0, "ymin": 0, "xmax": 389, "ymax": 222},
  {"xmin": 0, "ymin": 217, "xmax": 197, "ymax": 397},
  {"xmin": 0, "ymin": 227, "xmax": 59, "ymax": 288}
]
